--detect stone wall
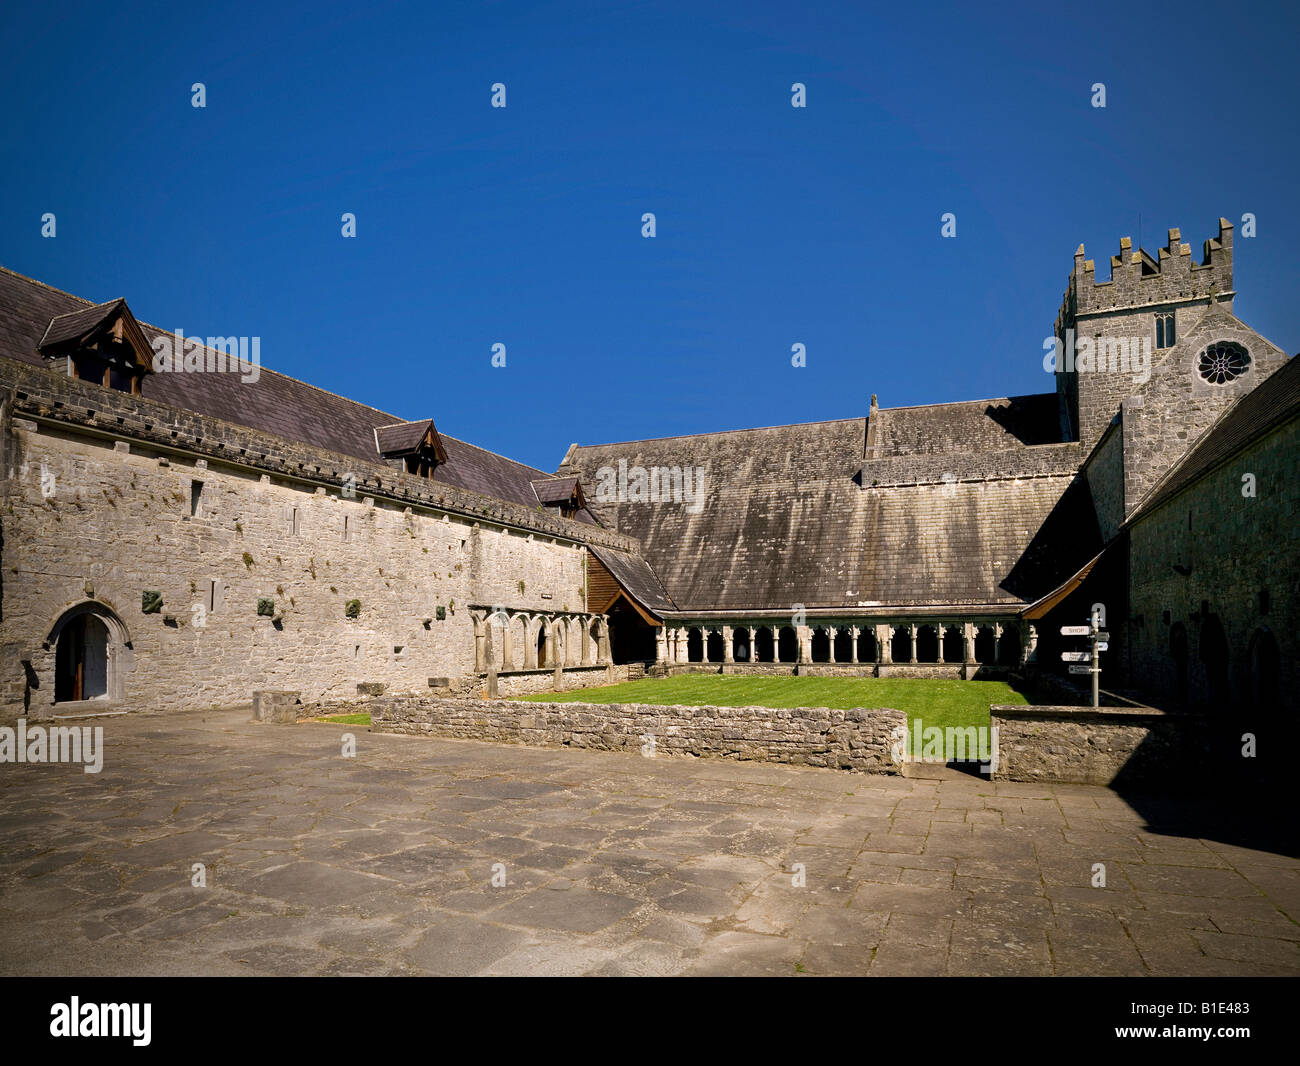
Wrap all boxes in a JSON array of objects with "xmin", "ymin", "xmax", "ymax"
[
  {"xmin": 1083, "ymin": 420, "xmax": 1125, "ymax": 543},
  {"xmin": 1126, "ymin": 414, "xmax": 1298, "ymax": 717},
  {"xmin": 0, "ymin": 399, "xmax": 603, "ymax": 716},
  {"xmin": 990, "ymin": 704, "xmax": 1209, "ymax": 785},
  {"xmin": 486, "ymin": 666, "xmax": 614, "ymax": 696},
  {"xmin": 370, "ymin": 696, "xmax": 907, "ymax": 772}
]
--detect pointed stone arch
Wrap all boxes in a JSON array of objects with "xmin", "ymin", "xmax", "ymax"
[{"xmin": 47, "ymin": 600, "xmax": 133, "ymax": 704}]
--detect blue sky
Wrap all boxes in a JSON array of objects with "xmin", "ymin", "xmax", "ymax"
[{"xmin": 2, "ymin": 0, "xmax": 1296, "ymax": 469}]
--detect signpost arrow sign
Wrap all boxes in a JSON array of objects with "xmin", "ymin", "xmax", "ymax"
[
  {"xmin": 1061, "ymin": 651, "xmax": 1090, "ymax": 662},
  {"xmin": 1060, "ymin": 625, "xmax": 1090, "ymax": 636},
  {"xmin": 1069, "ymin": 664, "xmax": 1096, "ymax": 675},
  {"xmin": 1095, "ymin": 631, "xmax": 1110, "ymax": 641},
  {"xmin": 1096, "ymin": 642, "xmax": 1109, "ymax": 651}
]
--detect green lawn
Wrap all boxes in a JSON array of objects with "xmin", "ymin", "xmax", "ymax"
[
  {"xmin": 513, "ymin": 674, "xmax": 1028, "ymax": 736},
  {"xmin": 309, "ymin": 713, "xmax": 371, "ymax": 726}
]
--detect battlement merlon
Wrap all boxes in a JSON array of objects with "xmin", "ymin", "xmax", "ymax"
[{"xmin": 1057, "ymin": 219, "xmax": 1234, "ymax": 326}]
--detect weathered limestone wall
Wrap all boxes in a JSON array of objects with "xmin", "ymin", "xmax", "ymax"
[
  {"xmin": 990, "ymin": 704, "xmax": 1209, "ymax": 785},
  {"xmin": 1084, "ymin": 422, "xmax": 1125, "ymax": 543},
  {"xmin": 0, "ymin": 416, "xmax": 589, "ymax": 715},
  {"xmin": 370, "ymin": 696, "xmax": 907, "ymax": 772},
  {"xmin": 1126, "ymin": 415, "xmax": 1298, "ymax": 715},
  {"xmin": 487, "ymin": 666, "xmax": 615, "ymax": 696},
  {"xmin": 1119, "ymin": 314, "xmax": 1288, "ymax": 513}
]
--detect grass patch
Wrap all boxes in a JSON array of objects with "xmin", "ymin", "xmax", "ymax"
[
  {"xmin": 514, "ymin": 674, "xmax": 1029, "ymax": 739},
  {"xmin": 310, "ymin": 713, "xmax": 371, "ymax": 726}
]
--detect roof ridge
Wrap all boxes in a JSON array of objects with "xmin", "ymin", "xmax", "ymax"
[
  {"xmin": 878, "ymin": 392, "xmax": 1052, "ymax": 413},
  {"xmin": 570, "ymin": 416, "xmax": 866, "ymax": 450}
]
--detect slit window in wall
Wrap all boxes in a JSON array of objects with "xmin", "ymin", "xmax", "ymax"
[
  {"xmin": 1155, "ymin": 312, "xmax": 1175, "ymax": 349},
  {"xmin": 207, "ymin": 579, "xmax": 225, "ymax": 615},
  {"xmin": 343, "ymin": 514, "xmax": 350, "ymax": 542},
  {"xmin": 353, "ymin": 644, "xmax": 361, "ymax": 659},
  {"xmin": 190, "ymin": 479, "xmax": 204, "ymax": 517}
]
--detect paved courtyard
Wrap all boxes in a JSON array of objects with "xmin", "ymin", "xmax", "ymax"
[{"xmin": 0, "ymin": 708, "xmax": 1296, "ymax": 976}]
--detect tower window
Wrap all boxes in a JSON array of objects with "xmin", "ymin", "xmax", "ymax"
[
  {"xmin": 1155, "ymin": 312, "xmax": 1175, "ymax": 349},
  {"xmin": 1198, "ymin": 341, "xmax": 1250, "ymax": 384},
  {"xmin": 190, "ymin": 479, "xmax": 204, "ymax": 516}
]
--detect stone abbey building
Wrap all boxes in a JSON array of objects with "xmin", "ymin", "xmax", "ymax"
[{"xmin": 0, "ymin": 218, "xmax": 1294, "ymax": 718}]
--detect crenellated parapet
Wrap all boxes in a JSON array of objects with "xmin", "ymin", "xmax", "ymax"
[{"xmin": 1056, "ymin": 219, "xmax": 1234, "ymax": 332}]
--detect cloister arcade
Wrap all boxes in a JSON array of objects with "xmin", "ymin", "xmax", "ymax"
[
  {"xmin": 657, "ymin": 619, "xmax": 1036, "ymax": 671},
  {"xmin": 470, "ymin": 607, "xmax": 611, "ymax": 673}
]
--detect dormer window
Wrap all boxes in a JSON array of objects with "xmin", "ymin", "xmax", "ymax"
[
  {"xmin": 532, "ymin": 476, "xmax": 586, "ymax": 519},
  {"xmin": 1155, "ymin": 312, "xmax": 1175, "ymax": 349},
  {"xmin": 38, "ymin": 299, "xmax": 153, "ymax": 396},
  {"xmin": 375, "ymin": 419, "xmax": 448, "ymax": 479}
]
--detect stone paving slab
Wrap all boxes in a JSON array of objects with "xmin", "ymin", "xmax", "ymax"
[{"xmin": 0, "ymin": 708, "xmax": 1296, "ymax": 976}]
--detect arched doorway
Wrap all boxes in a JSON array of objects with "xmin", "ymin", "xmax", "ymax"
[
  {"xmin": 755, "ymin": 627, "xmax": 775, "ymax": 663},
  {"xmin": 857, "ymin": 627, "xmax": 877, "ymax": 663},
  {"xmin": 705, "ymin": 630, "xmax": 724, "ymax": 663},
  {"xmin": 51, "ymin": 602, "xmax": 128, "ymax": 704},
  {"xmin": 997, "ymin": 625, "xmax": 1020, "ymax": 666},
  {"xmin": 942, "ymin": 626, "xmax": 963, "ymax": 663},
  {"xmin": 810, "ymin": 628, "xmax": 830, "ymax": 663},
  {"xmin": 974, "ymin": 626, "xmax": 996, "ymax": 665},
  {"xmin": 687, "ymin": 628, "xmax": 704, "ymax": 663},
  {"xmin": 732, "ymin": 627, "xmax": 751, "ymax": 662},
  {"xmin": 832, "ymin": 627, "xmax": 853, "ymax": 663},
  {"xmin": 916, "ymin": 625, "xmax": 939, "ymax": 663},
  {"xmin": 536, "ymin": 623, "xmax": 549, "ymax": 669},
  {"xmin": 891, "ymin": 626, "xmax": 911, "ymax": 664},
  {"xmin": 777, "ymin": 626, "xmax": 797, "ymax": 663}
]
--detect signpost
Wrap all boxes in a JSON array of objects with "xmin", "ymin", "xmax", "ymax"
[{"xmin": 1060, "ymin": 608, "xmax": 1106, "ymax": 707}]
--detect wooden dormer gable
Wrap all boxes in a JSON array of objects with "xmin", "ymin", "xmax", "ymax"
[
  {"xmin": 531, "ymin": 475, "xmax": 587, "ymax": 518},
  {"xmin": 37, "ymin": 299, "xmax": 154, "ymax": 395},
  {"xmin": 374, "ymin": 419, "xmax": 449, "ymax": 478}
]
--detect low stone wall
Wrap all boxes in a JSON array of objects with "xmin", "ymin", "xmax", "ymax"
[
  {"xmin": 484, "ymin": 665, "xmax": 615, "ymax": 697},
  {"xmin": 370, "ymin": 696, "xmax": 907, "ymax": 773},
  {"xmin": 665, "ymin": 662, "xmax": 986, "ymax": 680},
  {"xmin": 990, "ymin": 704, "xmax": 1209, "ymax": 785}
]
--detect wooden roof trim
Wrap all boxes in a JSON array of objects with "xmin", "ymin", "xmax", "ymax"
[
  {"xmin": 597, "ymin": 588, "xmax": 663, "ymax": 627},
  {"xmin": 1019, "ymin": 551, "xmax": 1103, "ymax": 620},
  {"xmin": 38, "ymin": 299, "xmax": 155, "ymax": 372}
]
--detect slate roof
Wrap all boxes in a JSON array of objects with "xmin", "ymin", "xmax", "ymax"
[
  {"xmin": 532, "ymin": 476, "xmax": 582, "ymax": 504},
  {"xmin": 868, "ymin": 393, "xmax": 1063, "ymax": 456},
  {"xmin": 589, "ymin": 546, "xmax": 677, "ymax": 614},
  {"xmin": 1127, "ymin": 354, "xmax": 1299, "ymax": 524},
  {"xmin": 375, "ymin": 419, "xmax": 435, "ymax": 456},
  {"xmin": 37, "ymin": 299, "xmax": 127, "ymax": 349},
  {"xmin": 0, "ymin": 265, "xmax": 582, "ymax": 518},
  {"xmin": 562, "ymin": 409, "xmax": 1087, "ymax": 612}
]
